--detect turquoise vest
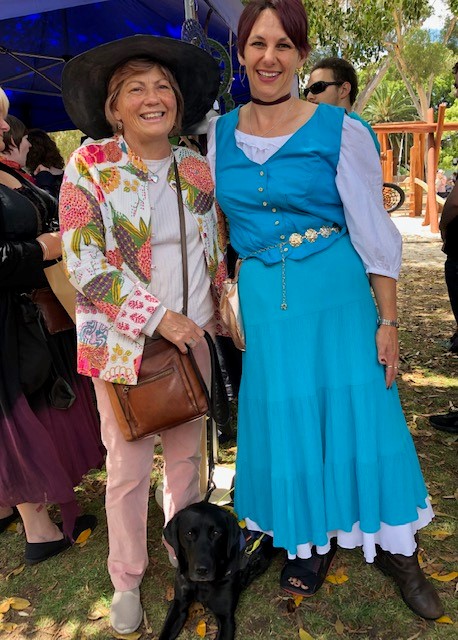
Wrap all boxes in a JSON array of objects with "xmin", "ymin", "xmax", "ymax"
[{"xmin": 215, "ymin": 103, "xmax": 347, "ymax": 265}]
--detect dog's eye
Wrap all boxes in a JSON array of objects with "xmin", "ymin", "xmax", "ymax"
[
  {"xmin": 184, "ymin": 530, "xmax": 193, "ymax": 539},
  {"xmin": 210, "ymin": 529, "xmax": 222, "ymax": 539}
]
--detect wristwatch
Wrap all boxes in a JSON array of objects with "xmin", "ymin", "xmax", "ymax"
[{"xmin": 377, "ymin": 317, "xmax": 399, "ymax": 328}]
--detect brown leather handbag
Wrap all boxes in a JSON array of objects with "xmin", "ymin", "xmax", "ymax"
[
  {"xmin": 31, "ymin": 286, "xmax": 74, "ymax": 334},
  {"xmin": 107, "ymin": 158, "xmax": 229, "ymax": 441}
]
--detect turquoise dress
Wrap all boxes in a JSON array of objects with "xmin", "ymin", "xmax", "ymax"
[{"xmin": 214, "ymin": 105, "xmax": 430, "ymax": 558}]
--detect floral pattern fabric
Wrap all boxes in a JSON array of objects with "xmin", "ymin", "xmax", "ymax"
[{"xmin": 60, "ymin": 136, "xmax": 227, "ymax": 384}]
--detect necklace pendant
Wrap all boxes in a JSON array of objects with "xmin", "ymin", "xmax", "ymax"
[{"xmin": 150, "ymin": 173, "xmax": 159, "ymax": 184}]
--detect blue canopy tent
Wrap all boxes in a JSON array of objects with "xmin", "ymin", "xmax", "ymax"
[{"xmin": 0, "ymin": 0, "xmax": 247, "ymax": 132}]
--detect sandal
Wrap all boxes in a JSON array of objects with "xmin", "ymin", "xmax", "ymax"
[{"xmin": 280, "ymin": 538, "xmax": 337, "ymax": 597}]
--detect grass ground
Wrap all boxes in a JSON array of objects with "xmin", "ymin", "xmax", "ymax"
[{"xmin": 0, "ymin": 230, "xmax": 456, "ymax": 640}]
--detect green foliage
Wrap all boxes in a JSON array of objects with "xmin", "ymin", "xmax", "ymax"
[
  {"xmin": 50, "ymin": 130, "xmax": 83, "ymax": 163},
  {"xmin": 362, "ymin": 81, "xmax": 418, "ymax": 123},
  {"xmin": 431, "ymin": 72, "xmax": 457, "ymax": 108},
  {"xmin": 304, "ymin": 0, "xmax": 430, "ymax": 63},
  {"xmin": 402, "ymin": 28, "xmax": 453, "ymax": 88}
]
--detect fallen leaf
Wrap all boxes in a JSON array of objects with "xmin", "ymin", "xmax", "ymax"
[
  {"xmin": 299, "ymin": 629, "xmax": 314, "ymax": 640},
  {"xmin": 75, "ymin": 528, "xmax": 91, "ymax": 544},
  {"xmin": 189, "ymin": 602, "xmax": 205, "ymax": 619},
  {"xmin": 9, "ymin": 597, "xmax": 30, "ymax": 610},
  {"xmin": 430, "ymin": 571, "xmax": 458, "ymax": 582},
  {"xmin": 326, "ymin": 572, "xmax": 349, "ymax": 585},
  {"xmin": 196, "ymin": 619, "xmax": 206, "ymax": 637},
  {"xmin": 0, "ymin": 600, "xmax": 10, "ymax": 614},
  {"xmin": 5, "ymin": 565, "xmax": 25, "ymax": 580},
  {"xmin": 335, "ymin": 617, "xmax": 345, "ymax": 635},
  {"xmin": 143, "ymin": 610, "xmax": 152, "ymax": 634},
  {"xmin": 0, "ymin": 613, "xmax": 3, "ymax": 622},
  {"xmin": 111, "ymin": 632, "xmax": 141, "ymax": 640},
  {"xmin": 87, "ymin": 604, "xmax": 109, "ymax": 620},
  {"xmin": 435, "ymin": 616, "xmax": 454, "ymax": 624},
  {"xmin": 165, "ymin": 585, "xmax": 174, "ymax": 602},
  {"xmin": 5, "ymin": 522, "xmax": 17, "ymax": 533},
  {"xmin": 426, "ymin": 529, "xmax": 453, "ymax": 541},
  {"xmin": 0, "ymin": 622, "xmax": 18, "ymax": 633},
  {"xmin": 293, "ymin": 595, "xmax": 303, "ymax": 607},
  {"xmin": 17, "ymin": 611, "xmax": 29, "ymax": 617}
]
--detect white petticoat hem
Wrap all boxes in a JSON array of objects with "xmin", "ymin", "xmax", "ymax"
[{"xmin": 244, "ymin": 499, "xmax": 434, "ymax": 562}]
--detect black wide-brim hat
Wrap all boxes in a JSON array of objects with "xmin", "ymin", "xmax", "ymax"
[{"xmin": 62, "ymin": 35, "xmax": 220, "ymax": 139}]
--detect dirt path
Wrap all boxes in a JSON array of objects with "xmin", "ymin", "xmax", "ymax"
[{"xmin": 392, "ymin": 213, "xmax": 444, "ymax": 269}]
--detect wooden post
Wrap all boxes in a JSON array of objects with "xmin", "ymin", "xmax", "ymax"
[
  {"xmin": 385, "ymin": 149, "xmax": 394, "ymax": 182},
  {"xmin": 409, "ymin": 136, "xmax": 423, "ymax": 217},
  {"xmin": 425, "ymin": 108, "xmax": 438, "ymax": 232}
]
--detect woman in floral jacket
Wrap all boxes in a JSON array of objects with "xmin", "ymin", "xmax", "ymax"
[{"xmin": 59, "ymin": 36, "xmax": 225, "ymax": 635}]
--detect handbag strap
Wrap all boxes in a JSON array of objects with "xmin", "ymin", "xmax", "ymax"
[{"xmin": 173, "ymin": 156, "xmax": 188, "ymax": 317}]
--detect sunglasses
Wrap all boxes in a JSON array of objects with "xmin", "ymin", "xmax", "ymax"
[{"xmin": 304, "ymin": 81, "xmax": 343, "ymax": 98}]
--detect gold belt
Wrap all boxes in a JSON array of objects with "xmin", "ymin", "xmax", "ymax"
[{"xmin": 245, "ymin": 224, "xmax": 341, "ymax": 310}]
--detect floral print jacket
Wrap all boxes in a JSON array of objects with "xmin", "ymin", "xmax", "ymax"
[{"xmin": 60, "ymin": 135, "xmax": 227, "ymax": 384}]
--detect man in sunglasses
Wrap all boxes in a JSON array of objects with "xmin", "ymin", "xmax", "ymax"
[{"xmin": 305, "ymin": 57, "xmax": 380, "ymax": 154}]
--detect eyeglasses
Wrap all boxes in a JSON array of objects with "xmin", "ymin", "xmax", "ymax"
[{"xmin": 304, "ymin": 81, "xmax": 343, "ymax": 98}]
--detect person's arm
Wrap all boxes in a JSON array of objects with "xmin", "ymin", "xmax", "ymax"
[
  {"xmin": 59, "ymin": 146, "xmax": 163, "ymax": 342},
  {"xmin": 0, "ymin": 172, "xmax": 61, "ymax": 289},
  {"xmin": 439, "ymin": 180, "xmax": 458, "ymax": 242},
  {"xmin": 369, "ymin": 274, "xmax": 399, "ymax": 389},
  {"xmin": 336, "ymin": 117, "xmax": 401, "ymax": 388}
]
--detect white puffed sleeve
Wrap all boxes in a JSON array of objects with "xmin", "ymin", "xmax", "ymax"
[
  {"xmin": 336, "ymin": 116, "xmax": 402, "ymax": 280},
  {"xmin": 206, "ymin": 115, "xmax": 219, "ymax": 182}
]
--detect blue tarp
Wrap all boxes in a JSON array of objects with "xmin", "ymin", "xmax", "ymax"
[{"xmin": 0, "ymin": 0, "xmax": 246, "ymax": 131}]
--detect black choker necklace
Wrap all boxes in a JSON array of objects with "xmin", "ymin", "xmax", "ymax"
[{"xmin": 251, "ymin": 93, "xmax": 291, "ymax": 106}]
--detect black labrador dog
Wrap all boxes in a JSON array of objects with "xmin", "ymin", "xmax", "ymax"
[{"xmin": 158, "ymin": 501, "xmax": 274, "ymax": 640}]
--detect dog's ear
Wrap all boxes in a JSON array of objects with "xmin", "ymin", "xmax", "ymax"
[
  {"xmin": 163, "ymin": 512, "xmax": 180, "ymax": 554},
  {"xmin": 226, "ymin": 512, "xmax": 241, "ymax": 557}
]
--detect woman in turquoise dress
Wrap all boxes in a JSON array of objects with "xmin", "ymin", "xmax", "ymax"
[{"xmin": 208, "ymin": 0, "xmax": 443, "ymax": 620}]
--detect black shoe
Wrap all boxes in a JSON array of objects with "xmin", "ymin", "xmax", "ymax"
[
  {"xmin": 25, "ymin": 537, "xmax": 71, "ymax": 565},
  {"xmin": 429, "ymin": 411, "xmax": 458, "ymax": 434},
  {"xmin": 56, "ymin": 513, "xmax": 98, "ymax": 542},
  {"xmin": 449, "ymin": 332, "xmax": 458, "ymax": 353},
  {"xmin": 25, "ymin": 514, "xmax": 98, "ymax": 565},
  {"xmin": 0, "ymin": 507, "xmax": 20, "ymax": 534}
]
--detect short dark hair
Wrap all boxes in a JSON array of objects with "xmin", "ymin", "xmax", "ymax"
[
  {"xmin": 237, "ymin": 0, "xmax": 311, "ymax": 59},
  {"xmin": 26, "ymin": 129, "xmax": 65, "ymax": 172},
  {"xmin": 311, "ymin": 57, "xmax": 358, "ymax": 105},
  {"xmin": 453, "ymin": 61, "xmax": 458, "ymax": 74},
  {"xmin": 3, "ymin": 115, "xmax": 27, "ymax": 153}
]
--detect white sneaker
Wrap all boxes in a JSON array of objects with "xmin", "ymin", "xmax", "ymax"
[{"xmin": 110, "ymin": 587, "xmax": 143, "ymax": 634}]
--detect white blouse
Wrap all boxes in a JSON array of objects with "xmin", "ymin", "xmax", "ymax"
[
  {"xmin": 207, "ymin": 114, "xmax": 402, "ymax": 280},
  {"xmin": 142, "ymin": 155, "xmax": 214, "ymax": 336}
]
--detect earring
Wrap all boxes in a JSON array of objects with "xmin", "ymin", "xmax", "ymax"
[
  {"xmin": 117, "ymin": 121, "xmax": 123, "ymax": 131},
  {"xmin": 239, "ymin": 64, "xmax": 246, "ymax": 86}
]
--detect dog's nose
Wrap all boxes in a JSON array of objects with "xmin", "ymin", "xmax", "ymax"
[{"xmin": 195, "ymin": 566, "xmax": 209, "ymax": 577}]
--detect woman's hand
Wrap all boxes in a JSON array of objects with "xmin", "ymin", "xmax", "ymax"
[
  {"xmin": 156, "ymin": 310, "xmax": 204, "ymax": 354},
  {"xmin": 376, "ymin": 325, "xmax": 399, "ymax": 389},
  {"xmin": 34, "ymin": 164, "xmax": 50, "ymax": 175},
  {"xmin": 36, "ymin": 231, "xmax": 62, "ymax": 261}
]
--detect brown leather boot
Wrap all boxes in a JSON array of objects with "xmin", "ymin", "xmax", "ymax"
[{"xmin": 374, "ymin": 543, "xmax": 444, "ymax": 619}]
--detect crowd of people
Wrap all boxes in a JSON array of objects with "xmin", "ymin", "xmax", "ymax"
[{"xmin": 0, "ymin": 0, "xmax": 455, "ymax": 635}]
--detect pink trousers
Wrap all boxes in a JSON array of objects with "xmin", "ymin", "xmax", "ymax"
[{"xmin": 92, "ymin": 336, "xmax": 211, "ymax": 591}]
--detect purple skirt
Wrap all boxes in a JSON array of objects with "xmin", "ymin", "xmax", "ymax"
[{"xmin": 0, "ymin": 326, "xmax": 104, "ymax": 538}]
